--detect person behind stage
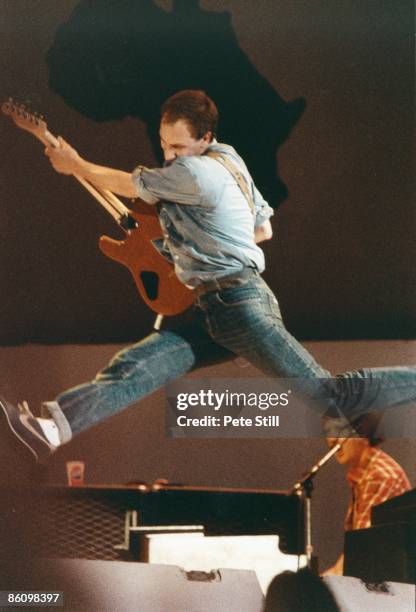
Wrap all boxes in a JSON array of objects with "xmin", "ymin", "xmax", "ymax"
[
  {"xmin": 323, "ymin": 413, "xmax": 411, "ymax": 576},
  {"xmin": 1, "ymin": 89, "xmax": 416, "ymax": 462},
  {"xmin": 264, "ymin": 568, "xmax": 340, "ymax": 612}
]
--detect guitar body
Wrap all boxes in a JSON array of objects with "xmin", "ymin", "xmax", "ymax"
[{"xmin": 98, "ymin": 200, "xmax": 195, "ymax": 316}]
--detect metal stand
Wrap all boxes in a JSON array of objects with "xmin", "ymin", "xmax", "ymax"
[{"xmin": 292, "ymin": 441, "xmax": 344, "ymax": 574}]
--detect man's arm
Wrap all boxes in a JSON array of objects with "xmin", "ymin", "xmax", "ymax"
[
  {"xmin": 44, "ymin": 137, "xmax": 139, "ymax": 198},
  {"xmin": 322, "ymin": 554, "xmax": 344, "ymax": 576},
  {"xmin": 254, "ymin": 219, "xmax": 273, "ymax": 243}
]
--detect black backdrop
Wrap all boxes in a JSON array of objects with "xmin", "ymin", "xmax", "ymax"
[{"xmin": 1, "ymin": 0, "xmax": 414, "ymax": 344}]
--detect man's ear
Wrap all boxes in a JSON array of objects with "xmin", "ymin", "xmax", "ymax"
[{"xmin": 203, "ymin": 130, "xmax": 213, "ymax": 143}]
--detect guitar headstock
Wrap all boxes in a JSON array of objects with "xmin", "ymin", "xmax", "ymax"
[{"xmin": 2, "ymin": 98, "xmax": 49, "ymax": 144}]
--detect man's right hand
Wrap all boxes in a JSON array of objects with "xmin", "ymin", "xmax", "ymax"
[{"xmin": 322, "ymin": 554, "xmax": 344, "ymax": 576}]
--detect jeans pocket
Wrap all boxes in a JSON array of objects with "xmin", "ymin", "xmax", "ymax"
[
  {"xmin": 215, "ymin": 284, "xmax": 260, "ymax": 307},
  {"xmin": 265, "ymin": 290, "xmax": 282, "ymax": 320}
]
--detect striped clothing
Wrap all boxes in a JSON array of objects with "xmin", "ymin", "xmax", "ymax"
[{"xmin": 344, "ymin": 446, "xmax": 411, "ymax": 530}]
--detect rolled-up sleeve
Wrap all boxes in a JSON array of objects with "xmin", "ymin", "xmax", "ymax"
[
  {"xmin": 132, "ymin": 159, "xmax": 201, "ymax": 205},
  {"xmin": 253, "ymin": 185, "xmax": 274, "ymax": 228}
]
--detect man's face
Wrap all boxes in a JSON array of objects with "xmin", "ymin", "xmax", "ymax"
[
  {"xmin": 159, "ymin": 118, "xmax": 211, "ymax": 161},
  {"xmin": 326, "ymin": 437, "xmax": 368, "ymax": 467}
]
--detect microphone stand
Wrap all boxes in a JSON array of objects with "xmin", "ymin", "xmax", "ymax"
[{"xmin": 292, "ymin": 441, "xmax": 344, "ymax": 574}]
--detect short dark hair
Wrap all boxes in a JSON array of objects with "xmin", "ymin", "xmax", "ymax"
[
  {"xmin": 264, "ymin": 569, "xmax": 340, "ymax": 612},
  {"xmin": 322, "ymin": 411, "xmax": 385, "ymax": 447},
  {"xmin": 161, "ymin": 90, "xmax": 218, "ymax": 141},
  {"xmin": 351, "ymin": 412, "xmax": 385, "ymax": 447}
]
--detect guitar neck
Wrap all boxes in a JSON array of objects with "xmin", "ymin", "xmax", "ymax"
[
  {"xmin": 3, "ymin": 100, "xmax": 131, "ymax": 223},
  {"xmin": 34, "ymin": 125, "xmax": 59, "ymax": 149}
]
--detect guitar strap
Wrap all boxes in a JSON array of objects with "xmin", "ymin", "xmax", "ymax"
[{"xmin": 205, "ymin": 151, "xmax": 255, "ymax": 215}]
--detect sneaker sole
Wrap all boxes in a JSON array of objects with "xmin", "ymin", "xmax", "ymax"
[{"xmin": 0, "ymin": 398, "xmax": 39, "ymax": 462}]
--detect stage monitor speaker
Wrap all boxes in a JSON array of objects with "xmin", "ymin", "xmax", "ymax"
[
  {"xmin": 323, "ymin": 575, "xmax": 415, "ymax": 612},
  {"xmin": 1, "ymin": 486, "xmax": 142, "ymax": 561},
  {"xmin": 344, "ymin": 522, "xmax": 416, "ymax": 583},
  {"xmin": 31, "ymin": 559, "xmax": 264, "ymax": 612}
]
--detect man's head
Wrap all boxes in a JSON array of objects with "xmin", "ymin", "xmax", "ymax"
[
  {"xmin": 328, "ymin": 437, "xmax": 369, "ymax": 468},
  {"xmin": 325, "ymin": 412, "xmax": 385, "ymax": 468},
  {"xmin": 160, "ymin": 90, "xmax": 218, "ymax": 161}
]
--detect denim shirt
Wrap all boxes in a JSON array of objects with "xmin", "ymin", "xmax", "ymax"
[{"xmin": 132, "ymin": 142, "xmax": 274, "ymax": 287}]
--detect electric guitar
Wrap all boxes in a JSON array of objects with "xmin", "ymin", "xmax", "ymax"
[{"xmin": 2, "ymin": 99, "xmax": 195, "ymax": 317}]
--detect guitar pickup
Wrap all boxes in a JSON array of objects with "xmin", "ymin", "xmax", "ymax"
[{"xmin": 119, "ymin": 214, "xmax": 139, "ymax": 230}]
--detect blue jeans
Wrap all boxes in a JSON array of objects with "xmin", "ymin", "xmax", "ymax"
[{"xmin": 45, "ymin": 275, "xmax": 416, "ymax": 439}]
